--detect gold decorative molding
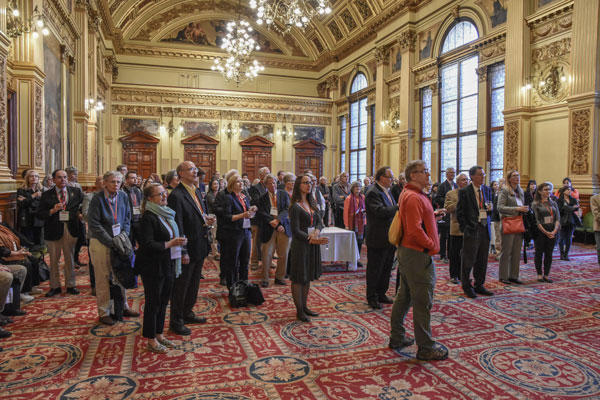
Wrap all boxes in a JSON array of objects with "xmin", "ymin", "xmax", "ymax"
[
  {"xmin": 413, "ymin": 60, "xmax": 437, "ymax": 87},
  {"xmin": 476, "ymin": 66, "xmax": 487, "ymax": 83},
  {"xmin": 43, "ymin": 0, "xmax": 80, "ymax": 54},
  {"xmin": 531, "ymin": 38, "xmax": 571, "ymax": 106},
  {"xmin": 399, "ymin": 138, "xmax": 408, "ymax": 171},
  {"xmin": 373, "ymin": 46, "xmax": 390, "ymax": 65},
  {"xmin": 531, "ymin": 38, "xmax": 571, "ymax": 62},
  {"xmin": 473, "ymin": 32, "xmax": 506, "ymax": 63},
  {"xmin": 397, "ymin": 30, "xmax": 417, "ymax": 53},
  {"xmin": 34, "ymin": 83, "xmax": 43, "ymax": 168},
  {"xmin": 504, "ymin": 120, "xmax": 519, "ymax": 172},
  {"xmin": 375, "ymin": 142, "xmax": 382, "ymax": 170},
  {"xmin": 528, "ymin": 4, "xmax": 573, "ymax": 43},
  {"xmin": 570, "ymin": 109, "xmax": 591, "ymax": 175},
  {"xmin": 0, "ymin": 55, "xmax": 6, "ymax": 163}
]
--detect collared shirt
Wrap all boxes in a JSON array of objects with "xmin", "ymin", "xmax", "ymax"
[
  {"xmin": 182, "ymin": 181, "xmax": 204, "ymax": 214},
  {"xmin": 376, "ymin": 182, "xmax": 394, "ymax": 205},
  {"xmin": 471, "ymin": 184, "xmax": 484, "ymax": 210},
  {"xmin": 55, "ymin": 186, "xmax": 69, "ymax": 205}
]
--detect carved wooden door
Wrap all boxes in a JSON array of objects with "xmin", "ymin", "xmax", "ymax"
[
  {"xmin": 182, "ymin": 134, "xmax": 219, "ymax": 179},
  {"xmin": 119, "ymin": 132, "xmax": 160, "ymax": 180},
  {"xmin": 240, "ymin": 136, "xmax": 274, "ymax": 182},
  {"xmin": 294, "ymin": 139, "xmax": 326, "ymax": 178}
]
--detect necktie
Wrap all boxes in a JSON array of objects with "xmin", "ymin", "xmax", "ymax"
[
  {"xmin": 60, "ymin": 189, "xmax": 66, "ymax": 207},
  {"xmin": 271, "ymin": 192, "xmax": 277, "ymax": 207},
  {"xmin": 190, "ymin": 191, "xmax": 204, "ymax": 214},
  {"xmin": 384, "ymin": 188, "xmax": 393, "ymax": 205}
]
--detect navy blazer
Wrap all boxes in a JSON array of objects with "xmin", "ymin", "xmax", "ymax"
[
  {"xmin": 257, "ymin": 190, "xmax": 291, "ymax": 242},
  {"xmin": 365, "ymin": 183, "xmax": 398, "ymax": 248},
  {"xmin": 37, "ymin": 186, "xmax": 84, "ymax": 241},
  {"xmin": 167, "ymin": 183, "xmax": 209, "ymax": 262},
  {"xmin": 456, "ymin": 183, "xmax": 492, "ymax": 239},
  {"xmin": 221, "ymin": 192, "xmax": 252, "ymax": 232}
]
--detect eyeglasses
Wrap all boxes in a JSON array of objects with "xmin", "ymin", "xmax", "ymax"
[
  {"xmin": 182, "ymin": 167, "xmax": 198, "ymax": 173},
  {"xmin": 151, "ymin": 192, "xmax": 168, "ymax": 198},
  {"xmin": 413, "ymin": 169, "xmax": 430, "ymax": 174}
]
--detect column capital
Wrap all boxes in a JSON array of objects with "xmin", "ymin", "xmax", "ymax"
[
  {"xmin": 373, "ymin": 46, "xmax": 389, "ymax": 65},
  {"xmin": 397, "ymin": 30, "xmax": 417, "ymax": 53}
]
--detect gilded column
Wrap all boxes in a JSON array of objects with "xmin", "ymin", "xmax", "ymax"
[
  {"xmin": 397, "ymin": 30, "xmax": 417, "ymax": 172},
  {"xmin": 475, "ymin": 66, "xmax": 489, "ymax": 169},
  {"xmin": 0, "ymin": 4, "xmax": 13, "ymax": 186},
  {"xmin": 72, "ymin": 0, "xmax": 89, "ymax": 179},
  {"xmin": 566, "ymin": 0, "xmax": 600, "ymax": 192},
  {"xmin": 503, "ymin": 0, "xmax": 532, "ymax": 180},
  {"xmin": 373, "ymin": 45, "xmax": 389, "ymax": 168},
  {"xmin": 82, "ymin": 8, "xmax": 100, "ymax": 184}
]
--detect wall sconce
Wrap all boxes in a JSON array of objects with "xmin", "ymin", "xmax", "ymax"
[
  {"xmin": 6, "ymin": 0, "xmax": 49, "ymax": 38},
  {"xmin": 223, "ymin": 122, "xmax": 238, "ymax": 139},
  {"xmin": 159, "ymin": 108, "xmax": 182, "ymax": 138},
  {"xmin": 85, "ymin": 98, "xmax": 105, "ymax": 112},
  {"xmin": 277, "ymin": 115, "xmax": 295, "ymax": 141},
  {"xmin": 522, "ymin": 69, "xmax": 568, "ymax": 93}
]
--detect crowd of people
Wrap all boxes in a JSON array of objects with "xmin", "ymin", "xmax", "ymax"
[{"xmin": 1, "ymin": 160, "xmax": 599, "ymax": 361}]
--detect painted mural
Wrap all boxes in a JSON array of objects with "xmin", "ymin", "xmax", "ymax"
[
  {"xmin": 120, "ymin": 118, "xmax": 159, "ymax": 136},
  {"xmin": 183, "ymin": 121, "xmax": 218, "ymax": 137},
  {"xmin": 478, "ymin": 0, "xmax": 507, "ymax": 28},
  {"xmin": 293, "ymin": 126, "xmax": 325, "ymax": 142},
  {"xmin": 239, "ymin": 123, "xmax": 274, "ymax": 140},
  {"xmin": 161, "ymin": 20, "xmax": 284, "ymax": 55},
  {"xmin": 538, "ymin": 0, "xmax": 557, "ymax": 7},
  {"xmin": 419, "ymin": 24, "xmax": 439, "ymax": 60},
  {"xmin": 391, "ymin": 47, "xmax": 402, "ymax": 73},
  {"xmin": 43, "ymin": 36, "xmax": 62, "ymax": 174}
]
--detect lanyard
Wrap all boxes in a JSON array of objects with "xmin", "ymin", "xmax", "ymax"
[
  {"xmin": 270, "ymin": 192, "xmax": 277, "ymax": 207},
  {"xmin": 477, "ymin": 188, "xmax": 484, "ymax": 209},
  {"xmin": 130, "ymin": 191, "xmax": 137, "ymax": 207},
  {"xmin": 106, "ymin": 195, "xmax": 118, "ymax": 224},
  {"xmin": 300, "ymin": 201, "xmax": 313, "ymax": 226},
  {"xmin": 237, "ymin": 193, "xmax": 247, "ymax": 212},
  {"xmin": 542, "ymin": 202, "xmax": 554, "ymax": 220}
]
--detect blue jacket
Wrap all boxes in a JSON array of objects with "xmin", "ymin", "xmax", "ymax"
[{"xmin": 88, "ymin": 190, "xmax": 132, "ymax": 248}]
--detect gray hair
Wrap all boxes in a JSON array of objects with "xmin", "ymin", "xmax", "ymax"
[
  {"xmin": 65, "ymin": 166, "xmax": 78, "ymax": 175},
  {"xmin": 283, "ymin": 173, "xmax": 296, "ymax": 183},
  {"xmin": 165, "ymin": 169, "xmax": 178, "ymax": 184},
  {"xmin": 405, "ymin": 160, "xmax": 426, "ymax": 182},
  {"xmin": 258, "ymin": 166, "xmax": 270, "ymax": 176},
  {"xmin": 225, "ymin": 169, "xmax": 239, "ymax": 181},
  {"xmin": 103, "ymin": 170, "xmax": 122, "ymax": 181},
  {"xmin": 350, "ymin": 181, "xmax": 362, "ymax": 193},
  {"xmin": 264, "ymin": 174, "xmax": 277, "ymax": 184}
]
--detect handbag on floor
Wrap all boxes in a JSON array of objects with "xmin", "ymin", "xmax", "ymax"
[
  {"xmin": 228, "ymin": 280, "xmax": 248, "ymax": 308},
  {"xmin": 246, "ymin": 282, "xmax": 265, "ymax": 305}
]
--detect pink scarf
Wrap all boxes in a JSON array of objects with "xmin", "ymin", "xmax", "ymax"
[{"xmin": 347, "ymin": 194, "xmax": 366, "ymax": 235}]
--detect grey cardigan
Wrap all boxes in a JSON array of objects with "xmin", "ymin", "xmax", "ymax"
[{"xmin": 497, "ymin": 187, "xmax": 525, "ymax": 218}]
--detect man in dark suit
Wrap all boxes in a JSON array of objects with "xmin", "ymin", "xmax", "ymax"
[
  {"xmin": 390, "ymin": 173, "xmax": 406, "ymax": 202},
  {"xmin": 37, "ymin": 169, "xmax": 84, "ymax": 296},
  {"xmin": 276, "ymin": 170, "xmax": 286, "ymax": 190},
  {"xmin": 257, "ymin": 174, "xmax": 291, "ymax": 287},
  {"xmin": 365, "ymin": 166, "xmax": 398, "ymax": 309},
  {"xmin": 122, "ymin": 171, "xmax": 142, "ymax": 247},
  {"xmin": 248, "ymin": 166, "xmax": 270, "ymax": 270},
  {"xmin": 456, "ymin": 165, "xmax": 494, "ymax": 299},
  {"xmin": 434, "ymin": 168, "xmax": 457, "ymax": 263},
  {"xmin": 167, "ymin": 161, "xmax": 215, "ymax": 335}
]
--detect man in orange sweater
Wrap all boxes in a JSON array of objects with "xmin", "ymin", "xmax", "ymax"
[{"xmin": 389, "ymin": 160, "xmax": 448, "ymax": 361}]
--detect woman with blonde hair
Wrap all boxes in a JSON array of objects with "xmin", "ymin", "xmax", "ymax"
[
  {"xmin": 17, "ymin": 170, "xmax": 44, "ymax": 245},
  {"xmin": 497, "ymin": 170, "xmax": 529, "ymax": 285}
]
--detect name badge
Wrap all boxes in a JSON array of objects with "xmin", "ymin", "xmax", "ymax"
[
  {"xmin": 243, "ymin": 218, "xmax": 251, "ymax": 228},
  {"xmin": 308, "ymin": 227, "xmax": 315, "ymax": 235},
  {"xmin": 171, "ymin": 245, "xmax": 182, "ymax": 260},
  {"xmin": 516, "ymin": 198, "xmax": 523, "ymax": 206},
  {"xmin": 112, "ymin": 223, "xmax": 121, "ymax": 236},
  {"xmin": 133, "ymin": 206, "xmax": 141, "ymax": 216},
  {"xmin": 544, "ymin": 216, "xmax": 553, "ymax": 224},
  {"xmin": 479, "ymin": 210, "xmax": 487, "ymax": 220},
  {"xmin": 270, "ymin": 206, "xmax": 278, "ymax": 216},
  {"xmin": 59, "ymin": 211, "xmax": 69, "ymax": 222}
]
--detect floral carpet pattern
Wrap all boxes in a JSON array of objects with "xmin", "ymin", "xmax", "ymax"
[{"xmin": 1, "ymin": 244, "xmax": 600, "ymax": 399}]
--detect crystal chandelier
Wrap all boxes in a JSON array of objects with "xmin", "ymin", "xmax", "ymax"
[
  {"xmin": 249, "ymin": 0, "xmax": 332, "ymax": 32},
  {"xmin": 211, "ymin": 20, "xmax": 264, "ymax": 86}
]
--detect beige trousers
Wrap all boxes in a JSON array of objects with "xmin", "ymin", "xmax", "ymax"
[
  {"xmin": 47, "ymin": 227, "xmax": 77, "ymax": 289},
  {"xmin": 261, "ymin": 230, "xmax": 290, "ymax": 281},
  {"xmin": 89, "ymin": 238, "xmax": 128, "ymax": 318}
]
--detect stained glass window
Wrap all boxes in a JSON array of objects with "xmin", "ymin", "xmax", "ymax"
[
  {"xmin": 441, "ymin": 138, "xmax": 457, "ymax": 177},
  {"xmin": 489, "ymin": 63, "xmax": 505, "ymax": 181},
  {"xmin": 441, "ymin": 21, "xmax": 479, "ymax": 54},
  {"xmin": 422, "ymin": 141, "xmax": 431, "ymax": 170},
  {"xmin": 459, "ymin": 135, "xmax": 477, "ymax": 175},
  {"xmin": 421, "ymin": 87, "xmax": 433, "ymax": 169},
  {"xmin": 340, "ymin": 116, "xmax": 346, "ymax": 172},
  {"xmin": 351, "ymin": 73, "xmax": 367, "ymax": 94},
  {"xmin": 349, "ymin": 97, "xmax": 368, "ymax": 182}
]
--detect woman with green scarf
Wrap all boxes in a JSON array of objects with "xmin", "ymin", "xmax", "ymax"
[{"xmin": 135, "ymin": 183, "xmax": 187, "ymax": 354}]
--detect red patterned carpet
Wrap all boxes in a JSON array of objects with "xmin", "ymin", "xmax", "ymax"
[{"xmin": 2, "ymin": 243, "xmax": 600, "ymax": 399}]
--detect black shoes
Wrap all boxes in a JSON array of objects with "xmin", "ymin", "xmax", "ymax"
[
  {"xmin": 45, "ymin": 288, "xmax": 62, "ymax": 297},
  {"xmin": 499, "ymin": 279, "xmax": 511, "ymax": 285},
  {"xmin": 474, "ymin": 286, "xmax": 494, "ymax": 296},
  {"xmin": 464, "ymin": 289, "xmax": 477, "ymax": 299},
  {"xmin": 261, "ymin": 281, "xmax": 269, "ymax": 288},
  {"xmin": 388, "ymin": 337, "xmax": 415, "ymax": 349},
  {"xmin": 99, "ymin": 316, "xmax": 115, "ymax": 326},
  {"xmin": 368, "ymin": 300, "xmax": 383, "ymax": 309},
  {"xmin": 416, "ymin": 345, "xmax": 449, "ymax": 361},
  {"xmin": 0, "ymin": 327, "xmax": 12, "ymax": 338},
  {"xmin": 184, "ymin": 315, "xmax": 207, "ymax": 324},
  {"xmin": 379, "ymin": 295, "xmax": 394, "ymax": 304},
  {"xmin": 509, "ymin": 279, "xmax": 524, "ymax": 285},
  {"xmin": 274, "ymin": 278, "xmax": 287, "ymax": 286},
  {"xmin": 304, "ymin": 308, "xmax": 319, "ymax": 317},
  {"xmin": 449, "ymin": 277, "xmax": 460, "ymax": 285},
  {"xmin": 3, "ymin": 309, "xmax": 26, "ymax": 316},
  {"xmin": 296, "ymin": 312, "xmax": 310, "ymax": 323},
  {"xmin": 169, "ymin": 325, "xmax": 192, "ymax": 335},
  {"xmin": 543, "ymin": 277, "xmax": 553, "ymax": 283},
  {"xmin": 123, "ymin": 309, "xmax": 140, "ymax": 318},
  {"xmin": 66, "ymin": 287, "xmax": 80, "ymax": 295}
]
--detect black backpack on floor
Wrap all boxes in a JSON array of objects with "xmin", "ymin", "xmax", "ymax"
[{"xmin": 228, "ymin": 281, "xmax": 248, "ymax": 308}]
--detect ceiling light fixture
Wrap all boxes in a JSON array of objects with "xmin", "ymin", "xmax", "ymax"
[{"xmin": 250, "ymin": 0, "xmax": 332, "ymax": 33}]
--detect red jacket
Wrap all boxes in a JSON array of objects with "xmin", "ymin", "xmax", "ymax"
[{"xmin": 399, "ymin": 183, "xmax": 440, "ymax": 255}]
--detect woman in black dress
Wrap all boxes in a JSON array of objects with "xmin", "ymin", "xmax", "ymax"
[
  {"xmin": 17, "ymin": 170, "xmax": 44, "ymax": 245},
  {"xmin": 135, "ymin": 183, "xmax": 187, "ymax": 353},
  {"xmin": 289, "ymin": 174, "xmax": 328, "ymax": 322}
]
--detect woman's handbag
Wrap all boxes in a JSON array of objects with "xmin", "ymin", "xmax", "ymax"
[
  {"xmin": 388, "ymin": 193, "xmax": 404, "ymax": 246},
  {"xmin": 502, "ymin": 215, "xmax": 525, "ymax": 234}
]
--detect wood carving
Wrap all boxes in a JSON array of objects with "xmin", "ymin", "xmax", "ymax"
[
  {"xmin": 34, "ymin": 83, "xmax": 43, "ymax": 167},
  {"xmin": 504, "ymin": 121, "xmax": 519, "ymax": 172},
  {"xmin": 570, "ymin": 109, "xmax": 590, "ymax": 175},
  {"xmin": 0, "ymin": 55, "xmax": 6, "ymax": 163}
]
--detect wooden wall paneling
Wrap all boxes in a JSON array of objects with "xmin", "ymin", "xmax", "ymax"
[
  {"xmin": 181, "ymin": 134, "xmax": 219, "ymax": 180},
  {"xmin": 293, "ymin": 139, "xmax": 326, "ymax": 178},
  {"xmin": 240, "ymin": 136, "xmax": 275, "ymax": 182},
  {"xmin": 0, "ymin": 192, "xmax": 17, "ymax": 228},
  {"xmin": 119, "ymin": 132, "xmax": 160, "ymax": 180}
]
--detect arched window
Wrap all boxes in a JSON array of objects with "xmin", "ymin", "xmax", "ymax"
[
  {"xmin": 441, "ymin": 21, "xmax": 478, "ymax": 54},
  {"xmin": 350, "ymin": 73, "xmax": 367, "ymax": 94}
]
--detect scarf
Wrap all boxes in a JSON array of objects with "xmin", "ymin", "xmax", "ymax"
[
  {"xmin": 145, "ymin": 202, "xmax": 182, "ymax": 278},
  {"xmin": 347, "ymin": 194, "xmax": 366, "ymax": 236},
  {"xmin": 0, "ymin": 225, "xmax": 25, "ymax": 261}
]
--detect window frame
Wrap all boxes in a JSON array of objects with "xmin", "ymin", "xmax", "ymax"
[
  {"xmin": 340, "ymin": 115, "xmax": 346, "ymax": 173},
  {"xmin": 487, "ymin": 62, "xmax": 505, "ymax": 183},
  {"xmin": 420, "ymin": 86, "xmax": 433, "ymax": 169},
  {"xmin": 348, "ymin": 97, "xmax": 368, "ymax": 182}
]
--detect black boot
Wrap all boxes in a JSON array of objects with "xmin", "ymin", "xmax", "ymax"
[{"xmin": 302, "ymin": 283, "xmax": 318, "ymax": 317}]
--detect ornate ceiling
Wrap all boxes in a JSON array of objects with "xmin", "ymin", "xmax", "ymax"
[{"xmin": 98, "ymin": 0, "xmax": 429, "ymax": 71}]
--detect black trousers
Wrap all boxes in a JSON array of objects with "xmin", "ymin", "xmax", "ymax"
[
  {"xmin": 142, "ymin": 267, "xmax": 174, "ymax": 339},
  {"xmin": 334, "ymin": 208, "xmax": 345, "ymax": 229},
  {"xmin": 323, "ymin": 203, "xmax": 330, "ymax": 227},
  {"xmin": 449, "ymin": 235, "xmax": 463, "ymax": 279},
  {"xmin": 366, "ymin": 245, "xmax": 396, "ymax": 301},
  {"xmin": 220, "ymin": 229, "xmax": 251, "ymax": 288},
  {"xmin": 73, "ymin": 221, "xmax": 86, "ymax": 263},
  {"xmin": 534, "ymin": 234, "xmax": 555, "ymax": 276},
  {"xmin": 439, "ymin": 224, "xmax": 449, "ymax": 259},
  {"xmin": 170, "ymin": 257, "xmax": 205, "ymax": 327},
  {"xmin": 461, "ymin": 224, "xmax": 490, "ymax": 291}
]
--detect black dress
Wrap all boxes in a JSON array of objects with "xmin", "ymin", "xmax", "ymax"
[{"xmin": 289, "ymin": 203, "xmax": 324, "ymax": 283}]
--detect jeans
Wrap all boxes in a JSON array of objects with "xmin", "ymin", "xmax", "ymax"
[{"xmin": 559, "ymin": 226, "xmax": 574, "ymax": 256}]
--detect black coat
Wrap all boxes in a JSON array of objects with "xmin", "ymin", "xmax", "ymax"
[
  {"xmin": 434, "ymin": 180, "xmax": 457, "ymax": 225},
  {"xmin": 134, "ymin": 211, "xmax": 175, "ymax": 281},
  {"xmin": 456, "ymin": 184, "xmax": 492, "ymax": 238},
  {"xmin": 248, "ymin": 183, "xmax": 267, "ymax": 226},
  {"xmin": 167, "ymin": 184, "xmax": 209, "ymax": 262},
  {"xmin": 257, "ymin": 190, "xmax": 291, "ymax": 243},
  {"xmin": 365, "ymin": 183, "xmax": 397, "ymax": 248},
  {"xmin": 390, "ymin": 183, "xmax": 403, "ymax": 203},
  {"xmin": 17, "ymin": 188, "xmax": 43, "ymax": 229},
  {"xmin": 37, "ymin": 186, "xmax": 84, "ymax": 241},
  {"xmin": 220, "ymin": 192, "xmax": 252, "ymax": 232}
]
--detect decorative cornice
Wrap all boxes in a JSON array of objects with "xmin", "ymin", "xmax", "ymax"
[
  {"xmin": 527, "ymin": 3, "xmax": 573, "ymax": 43},
  {"xmin": 473, "ymin": 31, "xmax": 506, "ymax": 63},
  {"xmin": 397, "ymin": 30, "xmax": 417, "ymax": 53},
  {"xmin": 43, "ymin": 0, "xmax": 81, "ymax": 53},
  {"xmin": 373, "ymin": 46, "xmax": 390, "ymax": 65},
  {"xmin": 527, "ymin": 2, "xmax": 574, "ymax": 28},
  {"xmin": 531, "ymin": 38, "xmax": 571, "ymax": 62},
  {"xmin": 413, "ymin": 60, "xmax": 438, "ymax": 87}
]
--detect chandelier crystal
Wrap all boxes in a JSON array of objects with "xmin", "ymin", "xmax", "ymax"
[
  {"xmin": 249, "ymin": 0, "xmax": 332, "ymax": 32},
  {"xmin": 211, "ymin": 20, "xmax": 264, "ymax": 86}
]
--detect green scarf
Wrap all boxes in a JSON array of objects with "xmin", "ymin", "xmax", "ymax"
[{"xmin": 145, "ymin": 202, "xmax": 182, "ymax": 278}]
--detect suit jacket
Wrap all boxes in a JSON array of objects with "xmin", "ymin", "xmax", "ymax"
[
  {"xmin": 220, "ymin": 191, "xmax": 252, "ymax": 232},
  {"xmin": 591, "ymin": 194, "xmax": 600, "ymax": 232},
  {"xmin": 365, "ymin": 183, "xmax": 397, "ymax": 248},
  {"xmin": 257, "ymin": 190, "xmax": 291, "ymax": 242},
  {"xmin": 248, "ymin": 183, "xmax": 267, "ymax": 226},
  {"xmin": 456, "ymin": 183, "xmax": 492, "ymax": 239},
  {"xmin": 434, "ymin": 180, "xmax": 457, "ymax": 226},
  {"xmin": 37, "ymin": 186, "xmax": 84, "ymax": 241},
  {"xmin": 332, "ymin": 182, "xmax": 350, "ymax": 209},
  {"xmin": 444, "ymin": 188, "xmax": 462, "ymax": 236},
  {"xmin": 134, "ymin": 211, "xmax": 175, "ymax": 280},
  {"xmin": 167, "ymin": 183, "xmax": 209, "ymax": 262},
  {"xmin": 390, "ymin": 183, "xmax": 403, "ymax": 203},
  {"xmin": 122, "ymin": 185, "xmax": 142, "ymax": 217}
]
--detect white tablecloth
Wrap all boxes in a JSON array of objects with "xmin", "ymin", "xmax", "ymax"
[{"xmin": 319, "ymin": 227, "xmax": 360, "ymax": 271}]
